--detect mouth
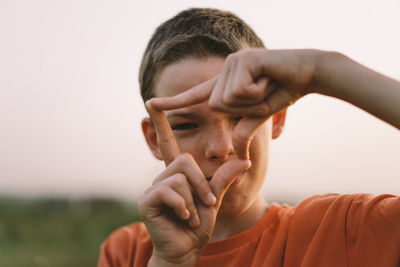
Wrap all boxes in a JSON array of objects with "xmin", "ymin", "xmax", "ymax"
[
  {"xmin": 205, "ymin": 171, "xmax": 246, "ymax": 183},
  {"xmin": 232, "ymin": 171, "xmax": 246, "ymax": 184}
]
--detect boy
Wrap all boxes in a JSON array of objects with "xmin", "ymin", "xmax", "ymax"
[{"xmin": 98, "ymin": 8, "xmax": 400, "ymax": 267}]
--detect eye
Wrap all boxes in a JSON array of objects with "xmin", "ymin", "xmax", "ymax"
[
  {"xmin": 171, "ymin": 122, "xmax": 199, "ymax": 131},
  {"xmin": 232, "ymin": 116, "xmax": 243, "ymax": 125}
]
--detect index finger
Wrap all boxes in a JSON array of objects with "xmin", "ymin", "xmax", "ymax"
[
  {"xmin": 150, "ymin": 76, "xmax": 218, "ymax": 111},
  {"xmin": 146, "ymin": 101, "xmax": 180, "ymax": 166},
  {"xmin": 210, "ymin": 159, "xmax": 251, "ymax": 208}
]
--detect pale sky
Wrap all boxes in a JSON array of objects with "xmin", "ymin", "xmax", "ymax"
[{"xmin": 0, "ymin": 0, "xmax": 399, "ymax": 204}]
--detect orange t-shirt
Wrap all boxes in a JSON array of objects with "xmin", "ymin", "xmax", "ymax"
[{"xmin": 98, "ymin": 193, "xmax": 400, "ymax": 267}]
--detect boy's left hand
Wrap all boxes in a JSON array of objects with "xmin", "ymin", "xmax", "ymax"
[{"xmin": 150, "ymin": 49, "xmax": 316, "ymax": 159}]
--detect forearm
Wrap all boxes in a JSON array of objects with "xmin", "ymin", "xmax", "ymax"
[{"xmin": 314, "ymin": 51, "xmax": 400, "ymax": 129}]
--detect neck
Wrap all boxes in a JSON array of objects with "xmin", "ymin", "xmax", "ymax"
[{"xmin": 210, "ymin": 194, "xmax": 268, "ymax": 242}]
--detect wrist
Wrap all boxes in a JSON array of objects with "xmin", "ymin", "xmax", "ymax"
[
  {"xmin": 312, "ymin": 50, "xmax": 346, "ymax": 96},
  {"xmin": 148, "ymin": 252, "xmax": 198, "ymax": 267}
]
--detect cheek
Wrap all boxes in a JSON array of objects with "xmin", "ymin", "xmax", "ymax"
[
  {"xmin": 247, "ymin": 123, "xmax": 271, "ymax": 179},
  {"xmin": 173, "ymin": 133, "xmax": 202, "ymax": 156},
  {"xmin": 249, "ymin": 123, "xmax": 271, "ymax": 157}
]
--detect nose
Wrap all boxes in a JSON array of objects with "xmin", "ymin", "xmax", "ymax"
[{"xmin": 204, "ymin": 121, "xmax": 234, "ymax": 162}]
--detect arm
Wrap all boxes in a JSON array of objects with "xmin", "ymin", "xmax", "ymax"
[
  {"xmin": 151, "ymin": 49, "xmax": 400, "ymax": 159},
  {"xmin": 314, "ymin": 51, "xmax": 400, "ymax": 129}
]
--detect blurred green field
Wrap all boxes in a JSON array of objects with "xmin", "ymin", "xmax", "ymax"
[{"xmin": 0, "ymin": 197, "xmax": 140, "ymax": 267}]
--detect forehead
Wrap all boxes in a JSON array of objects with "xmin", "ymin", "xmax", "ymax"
[{"xmin": 154, "ymin": 57, "xmax": 225, "ymax": 98}]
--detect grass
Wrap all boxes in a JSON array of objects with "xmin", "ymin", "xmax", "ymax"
[{"xmin": 0, "ymin": 197, "xmax": 140, "ymax": 267}]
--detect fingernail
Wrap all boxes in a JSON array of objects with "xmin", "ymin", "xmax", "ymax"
[
  {"xmin": 189, "ymin": 214, "xmax": 200, "ymax": 228},
  {"xmin": 183, "ymin": 209, "xmax": 190, "ymax": 219},
  {"xmin": 206, "ymin": 192, "xmax": 217, "ymax": 206},
  {"xmin": 145, "ymin": 100, "xmax": 152, "ymax": 109},
  {"xmin": 246, "ymin": 160, "xmax": 252, "ymax": 169},
  {"xmin": 191, "ymin": 214, "xmax": 200, "ymax": 227}
]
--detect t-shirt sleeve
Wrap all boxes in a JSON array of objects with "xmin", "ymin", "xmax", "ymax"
[
  {"xmin": 345, "ymin": 194, "xmax": 400, "ymax": 266},
  {"xmin": 287, "ymin": 193, "xmax": 400, "ymax": 266},
  {"xmin": 98, "ymin": 226, "xmax": 133, "ymax": 267},
  {"xmin": 97, "ymin": 223, "xmax": 153, "ymax": 267}
]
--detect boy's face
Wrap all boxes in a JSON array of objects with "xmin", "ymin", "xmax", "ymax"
[{"xmin": 143, "ymin": 56, "xmax": 282, "ymax": 217}]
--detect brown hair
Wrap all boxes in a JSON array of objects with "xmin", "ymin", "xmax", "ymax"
[{"xmin": 139, "ymin": 8, "xmax": 265, "ymax": 102}]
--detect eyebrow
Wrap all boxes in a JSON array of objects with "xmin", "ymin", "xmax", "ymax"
[{"xmin": 166, "ymin": 111, "xmax": 198, "ymax": 120}]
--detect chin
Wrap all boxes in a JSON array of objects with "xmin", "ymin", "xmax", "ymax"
[{"xmin": 217, "ymin": 193, "xmax": 251, "ymax": 218}]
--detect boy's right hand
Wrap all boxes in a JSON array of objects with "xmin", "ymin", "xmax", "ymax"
[{"xmin": 138, "ymin": 102, "xmax": 250, "ymax": 267}]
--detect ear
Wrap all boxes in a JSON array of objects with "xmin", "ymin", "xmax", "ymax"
[
  {"xmin": 141, "ymin": 117, "xmax": 164, "ymax": 160},
  {"xmin": 271, "ymin": 108, "xmax": 287, "ymax": 139}
]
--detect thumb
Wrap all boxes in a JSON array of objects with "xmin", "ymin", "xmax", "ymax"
[
  {"xmin": 233, "ymin": 117, "xmax": 269, "ymax": 160},
  {"xmin": 209, "ymin": 159, "xmax": 251, "ymax": 208}
]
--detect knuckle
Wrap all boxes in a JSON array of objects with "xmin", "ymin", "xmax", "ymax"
[
  {"xmin": 152, "ymin": 174, "xmax": 163, "ymax": 185},
  {"xmin": 231, "ymin": 87, "xmax": 245, "ymax": 98},
  {"xmin": 180, "ymin": 152, "xmax": 191, "ymax": 159},
  {"xmin": 154, "ymin": 184, "xmax": 168, "ymax": 197},
  {"xmin": 176, "ymin": 153, "xmax": 185, "ymax": 162},
  {"xmin": 222, "ymin": 94, "xmax": 236, "ymax": 106},
  {"xmin": 137, "ymin": 196, "xmax": 145, "ymax": 210},
  {"xmin": 175, "ymin": 154, "xmax": 185, "ymax": 165},
  {"xmin": 179, "ymin": 152, "xmax": 194, "ymax": 163},
  {"xmin": 237, "ymin": 49, "xmax": 248, "ymax": 56},
  {"xmin": 137, "ymin": 194, "xmax": 151, "ymax": 219},
  {"xmin": 137, "ymin": 200, "xmax": 149, "ymax": 218},
  {"xmin": 209, "ymin": 99, "xmax": 224, "ymax": 111},
  {"xmin": 208, "ymin": 99, "xmax": 218, "ymax": 109},
  {"xmin": 144, "ymin": 186, "xmax": 153, "ymax": 194},
  {"xmin": 234, "ymin": 85, "xmax": 258, "ymax": 99},
  {"xmin": 252, "ymin": 104, "xmax": 269, "ymax": 116},
  {"xmin": 171, "ymin": 173, "xmax": 186, "ymax": 186},
  {"xmin": 226, "ymin": 53, "xmax": 235, "ymax": 62}
]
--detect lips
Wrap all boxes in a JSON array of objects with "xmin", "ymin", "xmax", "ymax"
[
  {"xmin": 233, "ymin": 172, "xmax": 246, "ymax": 184},
  {"xmin": 206, "ymin": 171, "xmax": 246, "ymax": 184}
]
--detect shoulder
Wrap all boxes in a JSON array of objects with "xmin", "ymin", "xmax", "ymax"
[
  {"xmin": 295, "ymin": 193, "xmax": 399, "ymax": 216},
  {"xmin": 293, "ymin": 193, "xmax": 399, "ymax": 221},
  {"xmin": 98, "ymin": 222, "xmax": 152, "ymax": 267},
  {"xmin": 290, "ymin": 193, "xmax": 400, "ymax": 238},
  {"xmin": 292, "ymin": 193, "xmax": 400, "ymax": 265}
]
